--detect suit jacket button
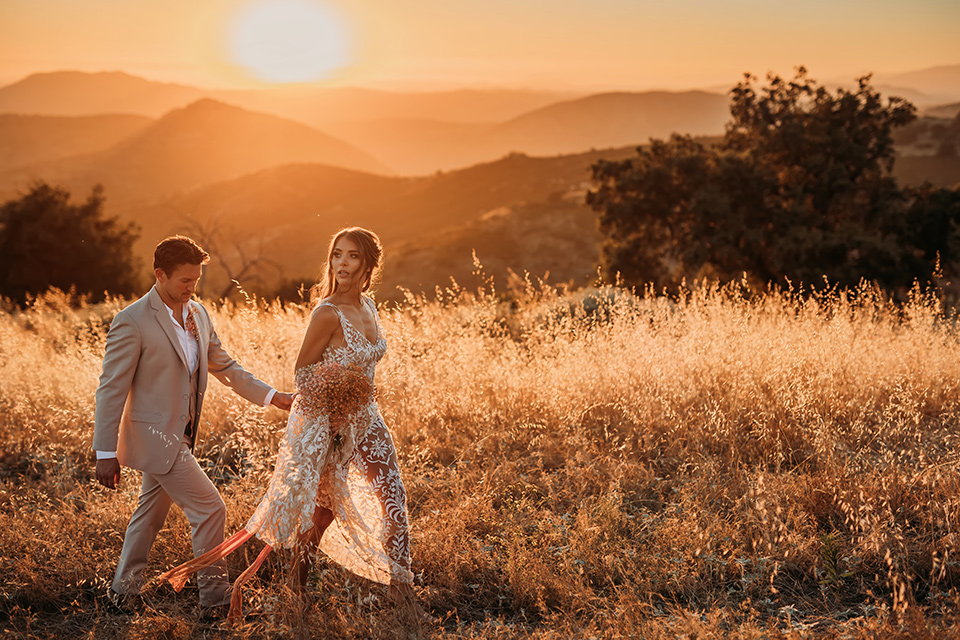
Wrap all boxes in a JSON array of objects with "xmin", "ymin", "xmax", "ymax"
[
  {"xmin": 183, "ymin": 394, "xmax": 189, "ymax": 400},
  {"xmin": 180, "ymin": 415, "xmax": 187, "ymax": 421}
]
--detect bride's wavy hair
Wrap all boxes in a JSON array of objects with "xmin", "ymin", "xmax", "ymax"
[{"xmin": 311, "ymin": 227, "xmax": 383, "ymax": 303}]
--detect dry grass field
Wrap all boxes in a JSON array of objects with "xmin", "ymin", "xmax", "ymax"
[{"xmin": 2, "ymin": 275, "xmax": 960, "ymax": 639}]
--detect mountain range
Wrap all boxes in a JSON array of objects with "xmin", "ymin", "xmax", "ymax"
[
  {"xmin": 3, "ymin": 67, "xmax": 959, "ymax": 175},
  {"xmin": 0, "ymin": 98, "xmax": 388, "ymax": 206},
  {"xmin": 0, "ymin": 71, "xmax": 733, "ymax": 175},
  {"xmin": 879, "ymin": 66, "xmax": 960, "ymax": 106},
  {"xmin": 1, "ymin": 68, "xmax": 958, "ymax": 300},
  {"xmin": 0, "ymin": 71, "xmax": 573, "ymax": 123}
]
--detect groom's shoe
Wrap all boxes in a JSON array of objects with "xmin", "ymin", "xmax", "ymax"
[
  {"xmin": 198, "ymin": 603, "xmax": 230, "ymax": 622},
  {"xmin": 105, "ymin": 588, "xmax": 154, "ymax": 615}
]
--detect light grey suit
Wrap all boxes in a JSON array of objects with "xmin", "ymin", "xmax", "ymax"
[{"xmin": 93, "ymin": 285, "xmax": 272, "ymax": 605}]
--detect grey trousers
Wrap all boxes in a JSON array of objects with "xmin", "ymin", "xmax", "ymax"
[{"xmin": 112, "ymin": 442, "xmax": 230, "ymax": 607}]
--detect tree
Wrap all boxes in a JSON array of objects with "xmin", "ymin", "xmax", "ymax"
[
  {"xmin": 586, "ymin": 68, "xmax": 955, "ymax": 291},
  {"xmin": 0, "ymin": 182, "xmax": 142, "ymax": 304},
  {"xmin": 902, "ymin": 184, "xmax": 960, "ymax": 271},
  {"xmin": 179, "ymin": 214, "xmax": 282, "ymax": 300}
]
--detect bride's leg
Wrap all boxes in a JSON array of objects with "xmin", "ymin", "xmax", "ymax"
[
  {"xmin": 358, "ymin": 420, "xmax": 411, "ymax": 581},
  {"xmin": 290, "ymin": 505, "xmax": 334, "ymax": 591},
  {"xmin": 357, "ymin": 418, "xmax": 430, "ymax": 619}
]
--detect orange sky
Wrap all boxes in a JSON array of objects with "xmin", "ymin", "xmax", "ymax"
[{"xmin": 1, "ymin": 0, "xmax": 958, "ymax": 90}]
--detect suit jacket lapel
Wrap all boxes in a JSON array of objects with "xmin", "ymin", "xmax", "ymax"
[{"xmin": 149, "ymin": 286, "xmax": 190, "ymax": 372}]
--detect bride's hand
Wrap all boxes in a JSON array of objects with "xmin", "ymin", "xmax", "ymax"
[{"xmin": 329, "ymin": 415, "xmax": 346, "ymax": 433}]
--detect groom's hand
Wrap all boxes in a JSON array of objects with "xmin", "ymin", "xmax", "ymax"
[
  {"xmin": 271, "ymin": 392, "xmax": 295, "ymax": 411},
  {"xmin": 96, "ymin": 458, "xmax": 122, "ymax": 489}
]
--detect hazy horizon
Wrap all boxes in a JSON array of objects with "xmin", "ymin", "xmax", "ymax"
[
  {"xmin": 5, "ymin": 65, "xmax": 960, "ymax": 96},
  {"xmin": 1, "ymin": 0, "xmax": 958, "ymax": 93}
]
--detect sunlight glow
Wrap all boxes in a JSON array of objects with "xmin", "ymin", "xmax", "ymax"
[{"xmin": 227, "ymin": 0, "xmax": 352, "ymax": 83}]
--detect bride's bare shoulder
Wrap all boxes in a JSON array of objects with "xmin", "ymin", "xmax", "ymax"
[
  {"xmin": 296, "ymin": 303, "xmax": 342, "ymax": 367},
  {"xmin": 307, "ymin": 302, "xmax": 340, "ymax": 330}
]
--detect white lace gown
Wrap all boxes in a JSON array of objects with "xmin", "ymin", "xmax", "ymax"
[{"xmin": 244, "ymin": 297, "xmax": 413, "ymax": 585}]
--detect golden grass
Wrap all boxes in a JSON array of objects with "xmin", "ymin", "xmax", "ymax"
[{"xmin": 1, "ymin": 278, "xmax": 959, "ymax": 639}]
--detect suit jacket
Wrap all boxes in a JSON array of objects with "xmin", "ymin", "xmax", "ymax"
[{"xmin": 92, "ymin": 286, "xmax": 272, "ymax": 475}]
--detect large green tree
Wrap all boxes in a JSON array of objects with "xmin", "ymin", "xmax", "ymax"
[
  {"xmin": 0, "ymin": 182, "xmax": 142, "ymax": 304},
  {"xmin": 586, "ymin": 69, "xmax": 958, "ymax": 290}
]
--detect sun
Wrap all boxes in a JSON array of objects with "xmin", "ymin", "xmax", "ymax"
[{"xmin": 227, "ymin": 0, "xmax": 352, "ymax": 83}]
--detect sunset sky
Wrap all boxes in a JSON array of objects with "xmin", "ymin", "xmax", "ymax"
[{"xmin": 1, "ymin": 0, "xmax": 958, "ymax": 91}]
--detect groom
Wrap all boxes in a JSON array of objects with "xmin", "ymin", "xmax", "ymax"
[{"xmin": 93, "ymin": 235, "xmax": 293, "ymax": 614}]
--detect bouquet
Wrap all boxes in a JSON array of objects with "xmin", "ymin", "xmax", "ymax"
[{"xmin": 297, "ymin": 362, "xmax": 374, "ymax": 440}]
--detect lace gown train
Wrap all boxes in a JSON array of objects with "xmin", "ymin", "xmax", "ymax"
[{"xmin": 159, "ymin": 297, "xmax": 412, "ymax": 616}]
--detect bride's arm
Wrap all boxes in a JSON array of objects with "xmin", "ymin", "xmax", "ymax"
[{"xmin": 294, "ymin": 305, "xmax": 341, "ymax": 371}]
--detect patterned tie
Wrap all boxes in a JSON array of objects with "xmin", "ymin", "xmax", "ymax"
[
  {"xmin": 184, "ymin": 304, "xmax": 200, "ymax": 440},
  {"xmin": 185, "ymin": 304, "xmax": 200, "ymax": 343}
]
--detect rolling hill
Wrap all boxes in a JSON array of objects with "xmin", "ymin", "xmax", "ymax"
[
  {"xmin": 0, "ymin": 113, "xmax": 153, "ymax": 172},
  {"xmin": 0, "ymin": 70, "xmax": 574, "ymax": 125},
  {"xmin": 320, "ymin": 118, "xmax": 490, "ymax": 175},
  {"xmin": 4, "ymin": 68, "xmax": 953, "ymax": 177},
  {"xmin": 216, "ymin": 85, "xmax": 579, "ymax": 126},
  {"xmin": 124, "ymin": 163, "xmax": 406, "ymax": 267},
  {"xmin": 487, "ymin": 90, "xmax": 730, "ymax": 155},
  {"xmin": 330, "ymin": 91, "xmax": 730, "ymax": 174},
  {"xmin": 381, "ymin": 198, "xmax": 602, "ymax": 297},
  {"xmin": 122, "ymin": 146, "xmax": 640, "ymax": 299},
  {"xmin": 112, "ymin": 132, "xmax": 960, "ymax": 300},
  {"xmin": 2, "ymin": 67, "xmax": 958, "ymax": 302},
  {"xmin": 0, "ymin": 71, "xmax": 207, "ymax": 117},
  {"xmin": 0, "ymin": 99, "xmax": 391, "ymax": 206},
  {"xmin": 924, "ymin": 103, "xmax": 960, "ymax": 119},
  {"xmin": 880, "ymin": 65, "xmax": 960, "ymax": 105}
]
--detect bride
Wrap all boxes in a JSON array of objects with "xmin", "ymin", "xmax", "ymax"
[{"xmin": 159, "ymin": 227, "xmax": 427, "ymax": 620}]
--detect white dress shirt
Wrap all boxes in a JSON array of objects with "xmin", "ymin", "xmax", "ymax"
[{"xmin": 96, "ymin": 302, "xmax": 275, "ymax": 460}]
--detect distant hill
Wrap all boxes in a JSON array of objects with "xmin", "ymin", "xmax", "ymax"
[
  {"xmin": 2, "ymin": 67, "xmax": 956, "ymax": 301},
  {"xmin": 122, "ymin": 147, "xmax": 639, "ymax": 298},
  {"xmin": 0, "ymin": 113, "xmax": 152, "ymax": 172},
  {"xmin": 0, "ymin": 71, "xmax": 207, "ymax": 117},
  {"xmin": 216, "ymin": 86, "xmax": 579, "ymax": 126},
  {"xmin": 128, "ymin": 138, "xmax": 958, "ymax": 299},
  {"xmin": 925, "ymin": 103, "xmax": 960, "ymax": 119},
  {"xmin": 317, "ymin": 118, "xmax": 490, "ymax": 175},
  {"xmin": 710, "ymin": 66, "xmax": 960, "ymax": 108},
  {"xmin": 331, "ymin": 91, "xmax": 730, "ymax": 174},
  {"xmin": 0, "ymin": 99, "xmax": 391, "ymax": 205},
  {"xmin": 893, "ymin": 115, "xmax": 960, "ymax": 158},
  {"xmin": 382, "ymin": 199, "xmax": 601, "ymax": 297},
  {"xmin": 871, "ymin": 85, "xmax": 942, "ymax": 108},
  {"xmin": 4, "ymin": 66, "xmax": 957, "ymax": 124},
  {"xmin": 124, "ymin": 163, "xmax": 406, "ymax": 272},
  {"xmin": 4, "ymin": 69, "xmax": 956, "ymax": 176},
  {"xmin": 0, "ymin": 70, "xmax": 573, "ymax": 124},
  {"xmin": 880, "ymin": 65, "xmax": 960, "ymax": 105},
  {"xmin": 488, "ymin": 91, "xmax": 729, "ymax": 156}
]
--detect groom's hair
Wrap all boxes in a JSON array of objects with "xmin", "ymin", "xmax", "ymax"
[{"xmin": 154, "ymin": 235, "xmax": 211, "ymax": 275}]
